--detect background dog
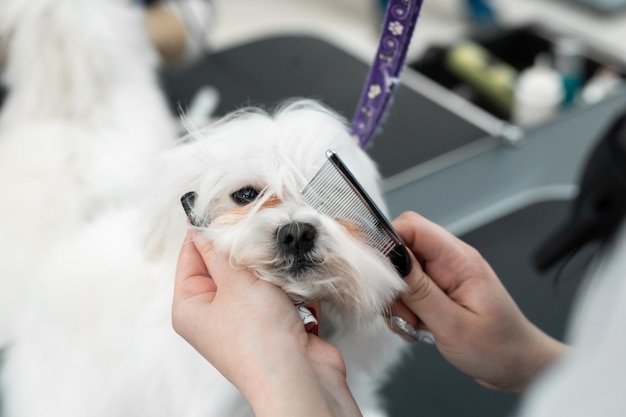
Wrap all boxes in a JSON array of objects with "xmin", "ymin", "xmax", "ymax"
[
  {"xmin": 1, "ymin": 100, "xmax": 409, "ymax": 417},
  {"xmin": 0, "ymin": 0, "xmax": 177, "ymax": 344}
]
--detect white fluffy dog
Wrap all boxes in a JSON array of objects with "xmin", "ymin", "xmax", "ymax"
[
  {"xmin": 1, "ymin": 100, "xmax": 410, "ymax": 417},
  {"xmin": 0, "ymin": 0, "xmax": 177, "ymax": 343}
]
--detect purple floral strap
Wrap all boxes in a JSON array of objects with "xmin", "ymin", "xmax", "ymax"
[{"xmin": 350, "ymin": 0, "xmax": 424, "ymax": 149}]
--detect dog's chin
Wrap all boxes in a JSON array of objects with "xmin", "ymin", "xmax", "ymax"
[{"xmin": 275, "ymin": 256, "xmax": 321, "ymax": 280}]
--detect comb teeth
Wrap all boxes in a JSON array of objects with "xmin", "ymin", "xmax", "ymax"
[{"xmin": 301, "ymin": 150, "xmax": 397, "ymax": 256}]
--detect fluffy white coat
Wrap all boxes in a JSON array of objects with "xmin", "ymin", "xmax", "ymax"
[
  {"xmin": 0, "ymin": 1, "xmax": 408, "ymax": 415},
  {"xmin": 1, "ymin": 101, "xmax": 410, "ymax": 417},
  {"xmin": 0, "ymin": 0, "xmax": 177, "ymax": 344}
]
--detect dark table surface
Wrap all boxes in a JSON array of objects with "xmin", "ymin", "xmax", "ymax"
[{"xmin": 159, "ymin": 35, "xmax": 489, "ymax": 179}]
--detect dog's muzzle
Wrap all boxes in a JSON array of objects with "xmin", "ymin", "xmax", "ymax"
[
  {"xmin": 275, "ymin": 222, "xmax": 319, "ymax": 277},
  {"xmin": 276, "ymin": 222, "xmax": 317, "ymax": 256}
]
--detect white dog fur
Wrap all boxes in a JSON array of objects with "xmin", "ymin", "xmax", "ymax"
[
  {"xmin": 1, "ymin": 100, "xmax": 410, "ymax": 417},
  {"xmin": 7, "ymin": 1, "xmax": 626, "ymax": 415},
  {"xmin": 0, "ymin": 0, "xmax": 177, "ymax": 344},
  {"xmin": 0, "ymin": 0, "xmax": 409, "ymax": 415}
]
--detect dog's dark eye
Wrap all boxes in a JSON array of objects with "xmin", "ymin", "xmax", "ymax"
[{"xmin": 231, "ymin": 187, "xmax": 261, "ymax": 206}]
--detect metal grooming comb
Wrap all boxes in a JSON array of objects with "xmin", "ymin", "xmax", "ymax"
[{"xmin": 301, "ymin": 150, "xmax": 411, "ymax": 277}]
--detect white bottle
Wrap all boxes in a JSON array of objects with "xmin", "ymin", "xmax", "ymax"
[{"xmin": 513, "ymin": 54, "xmax": 565, "ymax": 127}]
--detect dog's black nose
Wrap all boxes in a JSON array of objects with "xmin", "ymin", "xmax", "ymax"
[{"xmin": 276, "ymin": 222, "xmax": 317, "ymax": 256}]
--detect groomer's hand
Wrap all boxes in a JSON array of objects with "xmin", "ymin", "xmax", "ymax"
[
  {"xmin": 389, "ymin": 212, "xmax": 565, "ymax": 394},
  {"xmin": 172, "ymin": 229, "xmax": 362, "ymax": 417}
]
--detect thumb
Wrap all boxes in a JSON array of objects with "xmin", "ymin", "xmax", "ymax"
[
  {"xmin": 173, "ymin": 229, "xmax": 217, "ymax": 306},
  {"xmin": 189, "ymin": 231, "xmax": 258, "ymax": 291},
  {"xmin": 188, "ymin": 233, "xmax": 228, "ymax": 286},
  {"xmin": 400, "ymin": 252, "xmax": 464, "ymax": 333}
]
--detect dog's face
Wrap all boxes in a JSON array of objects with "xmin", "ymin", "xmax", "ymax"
[{"xmin": 183, "ymin": 101, "xmax": 406, "ymax": 319}]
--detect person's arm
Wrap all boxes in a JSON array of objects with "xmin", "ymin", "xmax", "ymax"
[
  {"xmin": 172, "ymin": 229, "xmax": 362, "ymax": 417},
  {"xmin": 389, "ymin": 211, "xmax": 566, "ymax": 393}
]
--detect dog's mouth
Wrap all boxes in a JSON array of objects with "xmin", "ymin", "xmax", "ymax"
[{"xmin": 276, "ymin": 256, "xmax": 321, "ymax": 278}]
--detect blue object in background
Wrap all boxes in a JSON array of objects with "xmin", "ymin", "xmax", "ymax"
[
  {"xmin": 554, "ymin": 38, "xmax": 585, "ymax": 107},
  {"xmin": 466, "ymin": 0, "xmax": 498, "ymax": 26},
  {"xmin": 561, "ymin": 74, "xmax": 583, "ymax": 107}
]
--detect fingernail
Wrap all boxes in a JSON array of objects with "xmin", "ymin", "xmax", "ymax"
[
  {"xmin": 307, "ymin": 307, "xmax": 319, "ymax": 336},
  {"xmin": 391, "ymin": 316, "xmax": 435, "ymax": 345},
  {"xmin": 297, "ymin": 305, "xmax": 319, "ymax": 335},
  {"xmin": 416, "ymin": 330, "xmax": 435, "ymax": 345},
  {"xmin": 297, "ymin": 306, "xmax": 318, "ymax": 327}
]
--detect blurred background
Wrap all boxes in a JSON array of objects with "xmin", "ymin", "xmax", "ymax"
[{"xmin": 3, "ymin": 0, "xmax": 626, "ymax": 416}]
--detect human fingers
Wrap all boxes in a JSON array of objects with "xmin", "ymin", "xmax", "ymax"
[
  {"xmin": 190, "ymin": 234, "xmax": 304, "ymax": 328},
  {"xmin": 189, "ymin": 231, "xmax": 259, "ymax": 293},
  {"xmin": 187, "ymin": 231, "xmax": 322, "ymax": 337},
  {"xmin": 392, "ymin": 211, "xmax": 464, "ymax": 263},
  {"xmin": 173, "ymin": 229, "xmax": 217, "ymax": 304},
  {"xmin": 393, "ymin": 211, "xmax": 481, "ymax": 292},
  {"xmin": 395, "ymin": 250, "xmax": 468, "ymax": 337},
  {"xmin": 172, "ymin": 229, "xmax": 219, "ymax": 346},
  {"xmin": 302, "ymin": 300, "xmax": 321, "ymax": 335},
  {"xmin": 386, "ymin": 299, "xmax": 437, "ymax": 344},
  {"xmin": 387, "ymin": 298, "xmax": 420, "ymax": 329}
]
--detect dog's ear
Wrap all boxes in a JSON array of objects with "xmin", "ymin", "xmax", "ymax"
[{"xmin": 180, "ymin": 191, "xmax": 209, "ymax": 226}]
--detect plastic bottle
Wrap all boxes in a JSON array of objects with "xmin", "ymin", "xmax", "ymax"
[
  {"xmin": 445, "ymin": 41, "xmax": 517, "ymax": 113},
  {"xmin": 554, "ymin": 37, "xmax": 584, "ymax": 107},
  {"xmin": 513, "ymin": 54, "xmax": 564, "ymax": 127}
]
